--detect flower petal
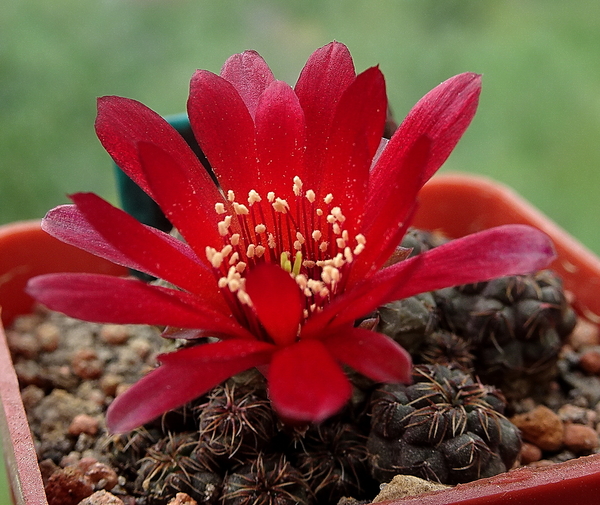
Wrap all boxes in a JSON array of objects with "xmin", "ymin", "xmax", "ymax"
[
  {"xmin": 188, "ymin": 70, "xmax": 259, "ymax": 199},
  {"xmin": 319, "ymin": 66, "xmax": 387, "ymax": 231},
  {"xmin": 363, "ymin": 73, "xmax": 481, "ymax": 238},
  {"xmin": 26, "ymin": 273, "xmax": 252, "ymax": 338},
  {"xmin": 306, "ymin": 224, "xmax": 555, "ymax": 336},
  {"xmin": 95, "ymin": 96, "xmax": 219, "ymax": 203},
  {"xmin": 295, "ymin": 41, "xmax": 355, "ymax": 189},
  {"xmin": 61, "ymin": 193, "xmax": 223, "ymax": 305},
  {"xmin": 136, "ymin": 142, "xmax": 224, "ymax": 254},
  {"xmin": 245, "ymin": 263, "xmax": 304, "ymax": 346},
  {"xmin": 220, "ymin": 50, "xmax": 275, "ymax": 119},
  {"xmin": 323, "ymin": 327, "xmax": 412, "ymax": 383},
  {"xmin": 268, "ymin": 339, "xmax": 351, "ymax": 422},
  {"xmin": 255, "ymin": 80, "xmax": 306, "ymax": 202},
  {"xmin": 107, "ymin": 340, "xmax": 275, "ymax": 432}
]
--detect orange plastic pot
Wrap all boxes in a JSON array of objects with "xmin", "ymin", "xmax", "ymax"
[
  {"xmin": 0, "ymin": 221, "xmax": 126, "ymax": 505},
  {"xmin": 1, "ymin": 174, "xmax": 600, "ymax": 504}
]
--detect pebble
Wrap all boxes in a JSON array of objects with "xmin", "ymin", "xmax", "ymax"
[
  {"xmin": 100, "ymin": 325, "xmax": 130, "ymax": 345},
  {"xmin": 511, "ymin": 405, "xmax": 564, "ymax": 451},
  {"xmin": 167, "ymin": 493, "xmax": 198, "ymax": 505},
  {"xmin": 568, "ymin": 318, "xmax": 600, "ymax": 350},
  {"xmin": 579, "ymin": 350, "xmax": 600, "ymax": 374},
  {"xmin": 85, "ymin": 462, "xmax": 119, "ymax": 491},
  {"xmin": 519, "ymin": 442, "xmax": 543, "ymax": 464},
  {"xmin": 68, "ymin": 414, "xmax": 99, "ymax": 436},
  {"xmin": 371, "ymin": 475, "xmax": 449, "ymax": 502},
  {"xmin": 36, "ymin": 322, "xmax": 61, "ymax": 352},
  {"xmin": 44, "ymin": 466, "xmax": 93, "ymax": 505},
  {"xmin": 78, "ymin": 490, "xmax": 125, "ymax": 505},
  {"xmin": 562, "ymin": 423, "xmax": 600, "ymax": 453},
  {"xmin": 72, "ymin": 349, "xmax": 104, "ymax": 380},
  {"xmin": 557, "ymin": 404, "xmax": 597, "ymax": 427},
  {"xmin": 99, "ymin": 373, "xmax": 124, "ymax": 397}
]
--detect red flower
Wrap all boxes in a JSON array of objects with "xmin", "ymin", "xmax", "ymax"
[{"xmin": 27, "ymin": 42, "xmax": 555, "ymax": 433}]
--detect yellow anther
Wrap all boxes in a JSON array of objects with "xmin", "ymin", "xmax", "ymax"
[
  {"xmin": 324, "ymin": 194, "xmax": 334, "ymax": 204},
  {"xmin": 354, "ymin": 243, "xmax": 365, "ymax": 255},
  {"xmin": 267, "ymin": 233, "xmax": 276, "ymax": 248},
  {"xmin": 247, "ymin": 244, "xmax": 256, "ymax": 258},
  {"xmin": 211, "ymin": 252, "xmax": 224, "ymax": 269},
  {"xmin": 230, "ymin": 233, "xmax": 240, "ymax": 246},
  {"xmin": 272, "ymin": 198, "xmax": 289, "ymax": 213},
  {"xmin": 293, "ymin": 240, "xmax": 303, "ymax": 251},
  {"xmin": 233, "ymin": 202, "xmax": 249, "ymax": 215},
  {"xmin": 355, "ymin": 233, "xmax": 366, "ymax": 245},
  {"xmin": 316, "ymin": 208, "xmax": 324, "ymax": 216},
  {"xmin": 305, "ymin": 189, "xmax": 316, "ymax": 203},
  {"xmin": 218, "ymin": 277, "xmax": 228, "ymax": 288},
  {"xmin": 267, "ymin": 191, "xmax": 275, "ymax": 202},
  {"xmin": 319, "ymin": 242, "xmax": 329, "ymax": 252},
  {"xmin": 336, "ymin": 238, "xmax": 346, "ymax": 249},
  {"xmin": 255, "ymin": 224, "xmax": 266, "ymax": 234},
  {"xmin": 333, "ymin": 223, "xmax": 341, "ymax": 235},
  {"xmin": 236, "ymin": 261, "xmax": 247, "ymax": 273},
  {"xmin": 229, "ymin": 252, "xmax": 240, "ymax": 265},
  {"xmin": 344, "ymin": 246, "xmax": 353, "ymax": 263},
  {"xmin": 221, "ymin": 244, "xmax": 233, "ymax": 257},
  {"xmin": 227, "ymin": 190, "xmax": 236, "ymax": 202},
  {"xmin": 248, "ymin": 190, "xmax": 261, "ymax": 205},
  {"xmin": 255, "ymin": 245, "xmax": 266, "ymax": 257},
  {"xmin": 312, "ymin": 230, "xmax": 322, "ymax": 241},
  {"xmin": 215, "ymin": 202, "xmax": 226, "ymax": 214}
]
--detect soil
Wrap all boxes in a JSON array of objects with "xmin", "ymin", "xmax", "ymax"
[{"xmin": 6, "ymin": 289, "xmax": 600, "ymax": 505}]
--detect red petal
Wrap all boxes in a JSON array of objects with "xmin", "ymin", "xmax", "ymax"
[
  {"xmin": 245, "ymin": 263, "xmax": 304, "ymax": 347},
  {"xmin": 95, "ymin": 96, "xmax": 219, "ymax": 203},
  {"xmin": 255, "ymin": 80, "xmax": 306, "ymax": 202},
  {"xmin": 295, "ymin": 41, "xmax": 355, "ymax": 189},
  {"xmin": 220, "ymin": 50, "xmax": 275, "ymax": 119},
  {"xmin": 106, "ymin": 340, "xmax": 274, "ymax": 432},
  {"xmin": 351, "ymin": 135, "xmax": 431, "ymax": 284},
  {"xmin": 62, "ymin": 194, "xmax": 223, "ymax": 305},
  {"xmin": 306, "ymin": 224, "xmax": 555, "ymax": 336},
  {"xmin": 323, "ymin": 327, "xmax": 412, "ymax": 383},
  {"xmin": 318, "ymin": 66, "xmax": 387, "ymax": 231},
  {"xmin": 188, "ymin": 70, "xmax": 259, "ymax": 199},
  {"xmin": 137, "ymin": 142, "xmax": 223, "ymax": 254},
  {"xmin": 363, "ymin": 73, "xmax": 481, "ymax": 240},
  {"xmin": 26, "ymin": 273, "xmax": 252, "ymax": 339},
  {"xmin": 268, "ymin": 339, "xmax": 351, "ymax": 422}
]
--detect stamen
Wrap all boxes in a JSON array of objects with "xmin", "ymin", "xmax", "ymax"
[
  {"xmin": 312, "ymin": 230, "xmax": 322, "ymax": 241},
  {"xmin": 248, "ymin": 190, "xmax": 261, "ymax": 205},
  {"xmin": 211, "ymin": 252, "xmax": 224, "ymax": 269},
  {"xmin": 255, "ymin": 245, "xmax": 266, "ymax": 258},
  {"xmin": 227, "ymin": 190, "xmax": 236, "ymax": 202},
  {"xmin": 229, "ymin": 252, "xmax": 240, "ymax": 265},
  {"xmin": 293, "ymin": 176, "xmax": 303, "ymax": 196},
  {"xmin": 267, "ymin": 192, "xmax": 275, "ymax": 203},
  {"xmin": 215, "ymin": 202, "xmax": 226, "ymax": 214},
  {"xmin": 233, "ymin": 203, "xmax": 249, "ymax": 215},
  {"xmin": 324, "ymin": 194, "xmax": 334, "ymax": 204},
  {"xmin": 305, "ymin": 190, "xmax": 316, "ymax": 203},
  {"xmin": 273, "ymin": 198, "xmax": 289, "ymax": 213},
  {"xmin": 255, "ymin": 224, "xmax": 267, "ymax": 234},
  {"xmin": 230, "ymin": 233, "xmax": 240, "ymax": 246},
  {"xmin": 236, "ymin": 262, "xmax": 247, "ymax": 273}
]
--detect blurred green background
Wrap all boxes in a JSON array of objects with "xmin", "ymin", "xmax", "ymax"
[{"xmin": 1, "ymin": 0, "xmax": 599, "ymax": 500}]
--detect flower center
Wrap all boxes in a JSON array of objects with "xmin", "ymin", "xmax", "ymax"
[{"xmin": 205, "ymin": 176, "xmax": 366, "ymax": 327}]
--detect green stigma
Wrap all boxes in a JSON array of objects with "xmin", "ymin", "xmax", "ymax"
[
  {"xmin": 280, "ymin": 252, "xmax": 292, "ymax": 273},
  {"xmin": 292, "ymin": 251, "xmax": 303, "ymax": 277}
]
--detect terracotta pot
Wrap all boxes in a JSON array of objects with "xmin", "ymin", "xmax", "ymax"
[{"xmin": 1, "ymin": 175, "xmax": 600, "ymax": 504}]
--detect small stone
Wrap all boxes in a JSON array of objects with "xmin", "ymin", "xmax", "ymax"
[
  {"xmin": 580, "ymin": 350, "xmax": 600, "ymax": 374},
  {"xmin": 72, "ymin": 349, "xmax": 103, "ymax": 380},
  {"xmin": 100, "ymin": 325, "xmax": 130, "ymax": 345},
  {"xmin": 21, "ymin": 384, "xmax": 45, "ymax": 409},
  {"xmin": 557, "ymin": 404, "xmax": 596, "ymax": 427},
  {"xmin": 39, "ymin": 458, "xmax": 59, "ymax": 485},
  {"xmin": 36, "ymin": 322, "xmax": 61, "ymax": 352},
  {"xmin": 563, "ymin": 423, "xmax": 600, "ymax": 453},
  {"xmin": 167, "ymin": 492, "xmax": 199, "ymax": 505},
  {"xmin": 7, "ymin": 330, "xmax": 41, "ymax": 358},
  {"xmin": 568, "ymin": 318, "xmax": 600, "ymax": 350},
  {"xmin": 511, "ymin": 405, "xmax": 564, "ymax": 451},
  {"xmin": 99, "ymin": 373, "xmax": 123, "ymax": 397},
  {"xmin": 44, "ymin": 466, "xmax": 93, "ymax": 505},
  {"xmin": 129, "ymin": 337, "xmax": 152, "ymax": 359},
  {"xmin": 78, "ymin": 490, "xmax": 125, "ymax": 505},
  {"xmin": 372, "ymin": 475, "xmax": 450, "ymax": 502},
  {"xmin": 77, "ymin": 457, "xmax": 99, "ymax": 473},
  {"xmin": 68, "ymin": 414, "xmax": 99, "ymax": 436},
  {"xmin": 85, "ymin": 462, "xmax": 119, "ymax": 491},
  {"xmin": 528, "ymin": 459, "xmax": 555, "ymax": 468},
  {"xmin": 520, "ymin": 442, "xmax": 543, "ymax": 464}
]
